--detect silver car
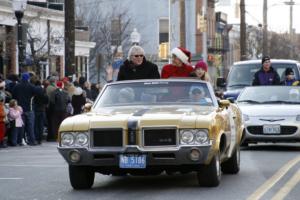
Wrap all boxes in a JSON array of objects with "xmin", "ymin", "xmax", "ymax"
[{"xmin": 237, "ymin": 86, "xmax": 300, "ymax": 146}]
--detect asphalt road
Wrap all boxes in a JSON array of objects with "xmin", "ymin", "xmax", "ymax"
[{"xmin": 1, "ymin": 142, "xmax": 300, "ymax": 200}]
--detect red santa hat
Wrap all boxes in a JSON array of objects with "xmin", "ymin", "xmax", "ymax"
[
  {"xmin": 171, "ymin": 47, "xmax": 191, "ymax": 64},
  {"xmin": 56, "ymin": 81, "xmax": 64, "ymax": 89}
]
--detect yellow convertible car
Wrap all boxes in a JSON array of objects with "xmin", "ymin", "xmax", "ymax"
[{"xmin": 57, "ymin": 79, "xmax": 243, "ymax": 189}]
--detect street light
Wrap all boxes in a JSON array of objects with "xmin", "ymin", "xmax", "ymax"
[
  {"xmin": 12, "ymin": 0, "xmax": 27, "ymax": 74},
  {"xmin": 130, "ymin": 28, "xmax": 141, "ymax": 46}
]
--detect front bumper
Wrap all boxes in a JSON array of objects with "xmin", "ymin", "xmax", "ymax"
[
  {"xmin": 243, "ymin": 119, "xmax": 300, "ymax": 143},
  {"xmin": 58, "ymin": 145, "xmax": 212, "ymax": 167}
]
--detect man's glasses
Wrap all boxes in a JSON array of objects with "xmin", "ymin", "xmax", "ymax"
[{"xmin": 133, "ymin": 55, "xmax": 144, "ymax": 58}]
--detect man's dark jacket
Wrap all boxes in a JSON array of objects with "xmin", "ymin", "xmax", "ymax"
[
  {"xmin": 252, "ymin": 66, "xmax": 280, "ymax": 86},
  {"xmin": 12, "ymin": 80, "xmax": 43, "ymax": 112},
  {"xmin": 117, "ymin": 58, "xmax": 160, "ymax": 81}
]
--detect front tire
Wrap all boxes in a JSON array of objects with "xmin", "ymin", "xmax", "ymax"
[
  {"xmin": 221, "ymin": 146, "xmax": 240, "ymax": 174},
  {"xmin": 69, "ymin": 165, "xmax": 95, "ymax": 190},
  {"xmin": 197, "ymin": 151, "xmax": 221, "ymax": 187}
]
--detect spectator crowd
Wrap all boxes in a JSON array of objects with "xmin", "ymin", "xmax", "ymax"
[{"xmin": 0, "ymin": 73, "xmax": 101, "ymax": 148}]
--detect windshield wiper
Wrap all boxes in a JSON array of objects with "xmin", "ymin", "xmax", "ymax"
[
  {"xmin": 228, "ymin": 84, "xmax": 250, "ymax": 87},
  {"xmin": 238, "ymin": 100, "xmax": 261, "ymax": 104}
]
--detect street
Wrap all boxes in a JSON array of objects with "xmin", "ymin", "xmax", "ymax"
[{"xmin": 1, "ymin": 143, "xmax": 300, "ymax": 200}]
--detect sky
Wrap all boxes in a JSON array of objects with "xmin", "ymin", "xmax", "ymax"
[{"xmin": 215, "ymin": 0, "xmax": 300, "ymax": 33}]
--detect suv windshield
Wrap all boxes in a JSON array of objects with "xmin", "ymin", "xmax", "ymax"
[{"xmin": 227, "ymin": 63, "xmax": 299, "ymax": 87}]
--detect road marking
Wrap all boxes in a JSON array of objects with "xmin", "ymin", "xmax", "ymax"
[
  {"xmin": 0, "ymin": 178, "xmax": 24, "ymax": 180},
  {"xmin": 247, "ymin": 155, "xmax": 300, "ymax": 200},
  {"xmin": 271, "ymin": 168, "xmax": 300, "ymax": 200},
  {"xmin": 0, "ymin": 164, "xmax": 65, "ymax": 168}
]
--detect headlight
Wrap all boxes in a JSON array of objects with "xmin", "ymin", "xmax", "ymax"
[
  {"xmin": 243, "ymin": 114, "xmax": 249, "ymax": 122},
  {"xmin": 61, "ymin": 133, "xmax": 75, "ymax": 147},
  {"xmin": 75, "ymin": 133, "xmax": 89, "ymax": 146},
  {"xmin": 60, "ymin": 132, "xmax": 89, "ymax": 147},
  {"xmin": 180, "ymin": 130, "xmax": 194, "ymax": 144},
  {"xmin": 195, "ymin": 131, "xmax": 209, "ymax": 144},
  {"xmin": 296, "ymin": 115, "xmax": 300, "ymax": 121}
]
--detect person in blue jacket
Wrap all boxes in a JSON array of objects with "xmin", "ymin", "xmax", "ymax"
[{"xmin": 252, "ymin": 56, "xmax": 280, "ymax": 86}]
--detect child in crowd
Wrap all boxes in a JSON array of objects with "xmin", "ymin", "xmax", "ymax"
[{"xmin": 8, "ymin": 99, "xmax": 24, "ymax": 146}]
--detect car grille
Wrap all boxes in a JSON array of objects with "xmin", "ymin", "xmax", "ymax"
[
  {"xmin": 247, "ymin": 126, "xmax": 298, "ymax": 135},
  {"xmin": 92, "ymin": 129, "xmax": 123, "ymax": 147},
  {"xmin": 143, "ymin": 129, "xmax": 177, "ymax": 146}
]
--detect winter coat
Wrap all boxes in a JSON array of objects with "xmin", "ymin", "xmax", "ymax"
[
  {"xmin": 8, "ymin": 106, "xmax": 23, "ymax": 127},
  {"xmin": 12, "ymin": 80, "xmax": 43, "ymax": 112},
  {"xmin": 161, "ymin": 64, "xmax": 194, "ymax": 78},
  {"xmin": 252, "ymin": 67, "xmax": 281, "ymax": 86},
  {"xmin": 117, "ymin": 59, "xmax": 160, "ymax": 81}
]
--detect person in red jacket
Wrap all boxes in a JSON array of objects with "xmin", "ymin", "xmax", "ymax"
[
  {"xmin": 0, "ymin": 95, "xmax": 7, "ymax": 148},
  {"xmin": 161, "ymin": 47, "xmax": 194, "ymax": 78}
]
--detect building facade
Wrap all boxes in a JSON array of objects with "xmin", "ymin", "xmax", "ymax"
[{"xmin": 0, "ymin": 0, "xmax": 95, "ymax": 80}]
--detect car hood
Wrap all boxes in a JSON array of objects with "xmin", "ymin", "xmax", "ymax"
[
  {"xmin": 238, "ymin": 104, "xmax": 300, "ymax": 116},
  {"xmin": 59, "ymin": 105, "xmax": 216, "ymax": 131}
]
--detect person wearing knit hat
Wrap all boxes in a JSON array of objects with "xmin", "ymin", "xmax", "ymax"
[
  {"xmin": 116, "ymin": 45, "xmax": 160, "ymax": 81},
  {"xmin": 21, "ymin": 72, "xmax": 30, "ymax": 81},
  {"xmin": 161, "ymin": 47, "xmax": 194, "ymax": 78},
  {"xmin": 252, "ymin": 56, "xmax": 280, "ymax": 86},
  {"xmin": 281, "ymin": 67, "xmax": 300, "ymax": 86},
  {"xmin": 190, "ymin": 60, "xmax": 211, "ymax": 82}
]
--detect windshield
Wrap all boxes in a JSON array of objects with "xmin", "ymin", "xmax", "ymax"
[
  {"xmin": 237, "ymin": 86, "xmax": 300, "ymax": 104},
  {"xmin": 227, "ymin": 63, "xmax": 299, "ymax": 87},
  {"xmin": 94, "ymin": 81, "xmax": 216, "ymax": 108}
]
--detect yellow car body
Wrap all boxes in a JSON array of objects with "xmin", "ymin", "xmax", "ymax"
[{"xmin": 57, "ymin": 79, "xmax": 243, "ymax": 189}]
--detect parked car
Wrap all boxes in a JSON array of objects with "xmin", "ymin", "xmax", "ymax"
[
  {"xmin": 57, "ymin": 79, "xmax": 243, "ymax": 189},
  {"xmin": 236, "ymin": 86, "xmax": 300, "ymax": 146},
  {"xmin": 217, "ymin": 59, "xmax": 300, "ymax": 99}
]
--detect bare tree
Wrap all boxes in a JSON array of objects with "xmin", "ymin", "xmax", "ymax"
[
  {"xmin": 21, "ymin": 11, "xmax": 64, "ymax": 76},
  {"xmin": 75, "ymin": 1, "xmax": 133, "ymax": 83}
]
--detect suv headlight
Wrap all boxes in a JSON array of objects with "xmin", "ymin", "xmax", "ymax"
[
  {"xmin": 180, "ymin": 129, "xmax": 209, "ymax": 145},
  {"xmin": 296, "ymin": 115, "xmax": 300, "ymax": 121},
  {"xmin": 60, "ymin": 132, "xmax": 89, "ymax": 147}
]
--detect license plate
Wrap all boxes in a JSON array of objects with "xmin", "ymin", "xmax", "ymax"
[
  {"xmin": 119, "ymin": 154, "xmax": 146, "ymax": 169},
  {"xmin": 263, "ymin": 125, "xmax": 280, "ymax": 134}
]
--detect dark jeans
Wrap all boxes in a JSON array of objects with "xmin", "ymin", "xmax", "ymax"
[
  {"xmin": 22, "ymin": 111, "xmax": 36, "ymax": 144},
  {"xmin": 34, "ymin": 111, "xmax": 45, "ymax": 142},
  {"xmin": 11, "ymin": 126, "xmax": 24, "ymax": 146},
  {"xmin": 51, "ymin": 111, "xmax": 67, "ymax": 141}
]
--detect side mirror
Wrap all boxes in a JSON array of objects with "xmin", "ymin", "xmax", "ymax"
[
  {"xmin": 216, "ymin": 77, "xmax": 226, "ymax": 88},
  {"xmin": 83, "ymin": 103, "xmax": 93, "ymax": 113},
  {"xmin": 218, "ymin": 99, "xmax": 230, "ymax": 108}
]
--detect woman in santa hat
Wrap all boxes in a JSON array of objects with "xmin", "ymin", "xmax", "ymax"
[
  {"xmin": 161, "ymin": 47, "xmax": 194, "ymax": 78},
  {"xmin": 190, "ymin": 60, "xmax": 211, "ymax": 83}
]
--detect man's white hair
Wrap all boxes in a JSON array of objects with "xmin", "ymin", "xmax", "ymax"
[{"xmin": 127, "ymin": 45, "xmax": 145, "ymax": 60}]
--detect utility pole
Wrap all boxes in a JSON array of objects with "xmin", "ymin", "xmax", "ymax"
[
  {"xmin": 284, "ymin": 0, "xmax": 295, "ymax": 35},
  {"xmin": 262, "ymin": 0, "xmax": 268, "ymax": 56},
  {"xmin": 64, "ymin": 0, "xmax": 75, "ymax": 77},
  {"xmin": 240, "ymin": 0, "xmax": 246, "ymax": 60},
  {"xmin": 202, "ymin": 0, "xmax": 207, "ymax": 63},
  {"xmin": 179, "ymin": 0, "xmax": 186, "ymax": 47}
]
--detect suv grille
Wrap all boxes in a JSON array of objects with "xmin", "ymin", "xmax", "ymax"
[
  {"xmin": 92, "ymin": 129, "xmax": 123, "ymax": 147},
  {"xmin": 144, "ymin": 129, "xmax": 177, "ymax": 146},
  {"xmin": 247, "ymin": 126, "xmax": 297, "ymax": 135}
]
